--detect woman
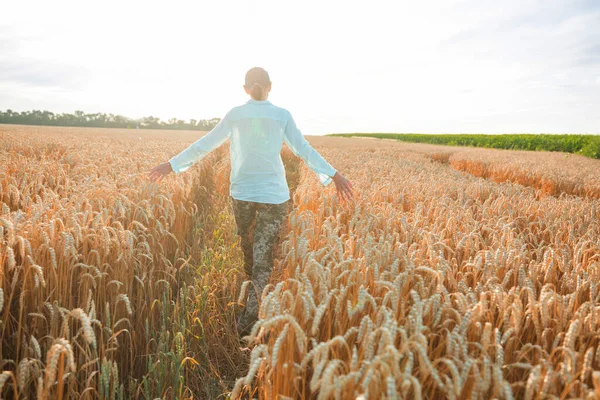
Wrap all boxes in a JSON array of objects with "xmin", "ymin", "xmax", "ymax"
[{"xmin": 148, "ymin": 67, "xmax": 354, "ymax": 335}]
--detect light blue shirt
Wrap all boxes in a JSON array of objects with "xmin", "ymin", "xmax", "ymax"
[{"xmin": 168, "ymin": 99, "xmax": 337, "ymax": 204}]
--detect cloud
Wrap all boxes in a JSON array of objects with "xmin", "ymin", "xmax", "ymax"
[
  {"xmin": 0, "ymin": 25, "xmax": 87, "ymax": 89},
  {"xmin": 438, "ymin": 0, "xmax": 600, "ymax": 100},
  {"xmin": 578, "ymin": 43, "xmax": 600, "ymax": 66},
  {"xmin": 0, "ymin": 60, "xmax": 87, "ymax": 89}
]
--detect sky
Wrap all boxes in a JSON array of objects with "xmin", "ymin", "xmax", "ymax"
[{"xmin": 1, "ymin": 0, "xmax": 599, "ymax": 135}]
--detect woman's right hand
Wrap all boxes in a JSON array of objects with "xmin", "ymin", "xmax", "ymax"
[{"xmin": 332, "ymin": 172, "xmax": 354, "ymax": 202}]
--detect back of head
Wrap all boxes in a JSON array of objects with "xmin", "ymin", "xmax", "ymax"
[{"xmin": 245, "ymin": 67, "xmax": 271, "ymax": 100}]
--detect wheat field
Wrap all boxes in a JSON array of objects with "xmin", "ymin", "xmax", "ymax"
[{"xmin": 1, "ymin": 125, "xmax": 600, "ymax": 399}]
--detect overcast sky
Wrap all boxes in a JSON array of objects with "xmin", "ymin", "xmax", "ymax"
[{"xmin": 1, "ymin": 0, "xmax": 599, "ymax": 134}]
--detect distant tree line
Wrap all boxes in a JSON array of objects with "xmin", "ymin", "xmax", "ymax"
[{"xmin": 0, "ymin": 109, "xmax": 220, "ymax": 131}]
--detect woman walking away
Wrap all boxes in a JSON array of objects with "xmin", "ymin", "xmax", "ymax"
[{"xmin": 148, "ymin": 67, "xmax": 354, "ymax": 336}]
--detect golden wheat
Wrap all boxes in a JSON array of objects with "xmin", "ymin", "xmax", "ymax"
[{"xmin": 2, "ymin": 126, "xmax": 600, "ymax": 399}]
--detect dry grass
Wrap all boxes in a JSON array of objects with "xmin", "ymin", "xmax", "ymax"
[{"xmin": 2, "ymin": 126, "xmax": 600, "ymax": 399}]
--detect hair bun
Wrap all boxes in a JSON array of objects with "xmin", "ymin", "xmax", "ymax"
[{"xmin": 249, "ymin": 82, "xmax": 264, "ymax": 100}]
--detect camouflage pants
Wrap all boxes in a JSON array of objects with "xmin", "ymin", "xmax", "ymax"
[{"xmin": 231, "ymin": 196, "xmax": 289, "ymax": 332}]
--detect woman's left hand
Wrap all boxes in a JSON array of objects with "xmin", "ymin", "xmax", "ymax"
[{"xmin": 148, "ymin": 162, "xmax": 173, "ymax": 183}]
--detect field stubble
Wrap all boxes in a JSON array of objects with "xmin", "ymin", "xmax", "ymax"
[{"xmin": 1, "ymin": 126, "xmax": 600, "ymax": 399}]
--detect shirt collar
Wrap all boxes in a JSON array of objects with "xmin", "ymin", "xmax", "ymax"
[{"xmin": 246, "ymin": 99, "xmax": 272, "ymax": 105}]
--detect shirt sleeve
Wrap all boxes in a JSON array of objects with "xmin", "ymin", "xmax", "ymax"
[
  {"xmin": 283, "ymin": 111, "xmax": 337, "ymax": 186},
  {"xmin": 168, "ymin": 112, "xmax": 232, "ymax": 174}
]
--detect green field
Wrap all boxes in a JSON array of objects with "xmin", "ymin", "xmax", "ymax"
[{"xmin": 328, "ymin": 133, "xmax": 600, "ymax": 159}]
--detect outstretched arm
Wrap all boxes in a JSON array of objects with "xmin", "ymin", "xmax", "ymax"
[
  {"xmin": 283, "ymin": 112, "xmax": 353, "ymax": 201},
  {"xmin": 148, "ymin": 115, "xmax": 231, "ymax": 182}
]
